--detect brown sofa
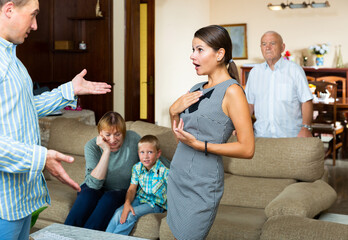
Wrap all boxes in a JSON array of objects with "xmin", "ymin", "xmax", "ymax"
[{"xmin": 36, "ymin": 117, "xmax": 348, "ymax": 240}]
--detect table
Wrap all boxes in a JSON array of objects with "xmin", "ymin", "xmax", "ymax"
[
  {"xmin": 337, "ymin": 98, "xmax": 348, "ymax": 109},
  {"xmin": 319, "ymin": 213, "xmax": 348, "ymax": 225},
  {"xmin": 30, "ymin": 223, "xmax": 149, "ymax": 240},
  {"xmin": 39, "ymin": 109, "xmax": 96, "ymax": 147}
]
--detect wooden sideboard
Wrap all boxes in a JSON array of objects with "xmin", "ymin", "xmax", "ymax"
[{"xmin": 240, "ymin": 66, "xmax": 348, "ymax": 96}]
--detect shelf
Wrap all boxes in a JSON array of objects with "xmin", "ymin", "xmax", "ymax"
[
  {"xmin": 53, "ymin": 49, "xmax": 88, "ymax": 53},
  {"xmin": 68, "ymin": 16, "xmax": 104, "ymax": 21}
]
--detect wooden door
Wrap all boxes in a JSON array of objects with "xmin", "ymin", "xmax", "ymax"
[{"xmin": 125, "ymin": 0, "xmax": 155, "ymax": 123}]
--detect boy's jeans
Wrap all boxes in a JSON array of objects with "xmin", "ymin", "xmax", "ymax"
[{"xmin": 106, "ymin": 198, "xmax": 165, "ymax": 235}]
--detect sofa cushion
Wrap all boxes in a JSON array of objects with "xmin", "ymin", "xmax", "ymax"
[
  {"xmin": 127, "ymin": 121, "xmax": 177, "ymax": 160},
  {"xmin": 160, "ymin": 205, "xmax": 267, "ymax": 240},
  {"xmin": 265, "ymin": 180, "xmax": 337, "ymax": 218},
  {"xmin": 48, "ymin": 118, "xmax": 97, "ymax": 156},
  {"xmin": 44, "ymin": 154, "xmax": 86, "ymax": 185},
  {"xmin": 223, "ymin": 137, "xmax": 325, "ymax": 182},
  {"xmin": 260, "ymin": 215, "xmax": 348, "ymax": 240},
  {"xmin": 220, "ymin": 174, "xmax": 296, "ymax": 208},
  {"xmin": 40, "ymin": 180, "xmax": 78, "ymax": 224},
  {"xmin": 131, "ymin": 212, "xmax": 167, "ymax": 240}
]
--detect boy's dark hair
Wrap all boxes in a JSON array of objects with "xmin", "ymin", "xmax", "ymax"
[{"xmin": 138, "ymin": 135, "xmax": 160, "ymax": 151}]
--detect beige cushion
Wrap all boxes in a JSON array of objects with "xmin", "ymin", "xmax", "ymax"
[
  {"xmin": 223, "ymin": 137, "xmax": 325, "ymax": 182},
  {"xmin": 260, "ymin": 215, "xmax": 348, "ymax": 240},
  {"xmin": 127, "ymin": 121, "xmax": 177, "ymax": 160},
  {"xmin": 131, "ymin": 212, "xmax": 167, "ymax": 240},
  {"xmin": 44, "ymin": 155, "xmax": 86, "ymax": 185},
  {"xmin": 48, "ymin": 118, "xmax": 97, "ymax": 156},
  {"xmin": 160, "ymin": 205, "xmax": 266, "ymax": 240},
  {"xmin": 220, "ymin": 174, "xmax": 296, "ymax": 208},
  {"xmin": 39, "ymin": 181, "xmax": 78, "ymax": 224},
  {"xmin": 265, "ymin": 180, "xmax": 337, "ymax": 218}
]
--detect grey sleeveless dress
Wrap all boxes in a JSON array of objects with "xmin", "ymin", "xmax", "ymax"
[{"xmin": 167, "ymin": 79, "xmax": 239, "ymax": 240}]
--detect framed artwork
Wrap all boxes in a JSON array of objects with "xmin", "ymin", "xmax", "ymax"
[{"xmin": 220, "ymin": 23, "xmax": 248, "ymax": 60}]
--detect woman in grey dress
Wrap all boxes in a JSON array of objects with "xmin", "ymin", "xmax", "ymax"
[{"xmin": 167, "ymin": 25, "xmax": 255, "ymax": 240}]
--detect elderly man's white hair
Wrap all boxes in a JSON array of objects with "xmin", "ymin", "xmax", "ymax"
[{"xmin": 261, "ymin": 31, "xmax": 284, "ymax": 44}]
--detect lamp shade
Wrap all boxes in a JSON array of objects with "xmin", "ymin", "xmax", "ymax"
[
  {"xmin": 289, "ymin": 2, "xmax": 308, "ymax": 8},
  {"xmin": 268, "ymin": 3, "xmax": 287, "ymax": 10},
  {"xmin": 311, "ymin": 1, "xmax": 330, "ymax": 8}
]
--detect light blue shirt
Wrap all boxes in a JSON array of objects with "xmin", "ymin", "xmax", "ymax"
[
  {"xmin": 0, "ymin": 37, "xmax": 77, "ymax": 221},
  {"xmin": 245, "ymin": 58, "xmax": 313, "ymax": 138}
]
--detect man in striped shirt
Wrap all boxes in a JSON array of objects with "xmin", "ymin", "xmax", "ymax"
[{"xmin": 0, "ymin": 0, "xmax": 111, "ymax": 239}]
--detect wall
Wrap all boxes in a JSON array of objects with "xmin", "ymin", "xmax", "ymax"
[
  {"xmin": 113, "ymin": 0, "xmax": 125, "ymax": 117},
  {"xmin": 155, "ymin": 0, "xmax": 210, "ymax": 127},
  {"xmin": 116, "ymin": 0, "xmax": 348, "ymax": 127},
  {"xmin": 210, "ymin": 0, "xmax": 348, "ymax": 68}
]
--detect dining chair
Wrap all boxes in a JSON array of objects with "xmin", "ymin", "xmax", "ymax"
[
  {"xmin": 309, "ymin": 80, "xmax": 345, "ymax": 166},
  {"xmin": 306, "ymin": 76, "xmax": 316, "ymax": 82},
  {"xmin": 316, "ymin": 76, "xmax": 346, "ymax": 99},
  {"xmin": 317, "ymin": 76, "xmax": 348, "ymax": 153}
]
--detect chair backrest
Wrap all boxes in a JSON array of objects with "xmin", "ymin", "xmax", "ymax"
[
  {"xmin": 309, "ymin": 80, "xmax": 338, "ymax": 127},
  {"xmin": 316, "ymin": 76, "xmax": 346, "ymax": 99},
  {"xmin": 306, "ymin": 76, "xmax": 316, "ymax": 82}
]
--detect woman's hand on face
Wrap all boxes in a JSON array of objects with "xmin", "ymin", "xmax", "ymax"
[
  {"xmin": 173, "ymin": 118, "xmax": 197, "ymax": 148},
  {"xmin": 170, "ymin": 91, "xmax": 203, "ymax": 117},
  {"xmin": 96, "ymin": 135, "xmax": 110, "ymax": 152}
]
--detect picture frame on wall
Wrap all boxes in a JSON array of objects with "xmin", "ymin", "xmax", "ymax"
[{"xmin": 220, "ymin": 23, "xmax": 248, "ymax": 60}]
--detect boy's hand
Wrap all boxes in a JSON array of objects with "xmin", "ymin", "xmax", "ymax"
[{"xmin": 120, "ymin": 203, "xmax": 135, "ymax": 224}]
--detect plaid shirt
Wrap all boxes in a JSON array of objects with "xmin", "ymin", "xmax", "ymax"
[{"xmin": 131, "ymin": 160, "xmax": 169, "ymax": 210}]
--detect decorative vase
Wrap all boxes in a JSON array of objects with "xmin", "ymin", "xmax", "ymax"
[
  {"xmin": 316, "ymin": 55, "xmax": 324, "ymax": 67},
  {"xmin": 95, "ymin": 0, "xmax": 103, "ymax": 17},
  {"xmin": 336, "ymin": 45, "xmax": 344, "ymax": 68}
]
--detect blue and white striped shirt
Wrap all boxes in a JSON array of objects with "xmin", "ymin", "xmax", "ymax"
[{"xmin": 0, "ymin": 37, "xmax": 77, "ymax": 221}]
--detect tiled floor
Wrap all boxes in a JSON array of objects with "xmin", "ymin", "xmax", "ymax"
[{"xmin": 325, "ymin": 155, "xmax": 348, "ymax": 215}]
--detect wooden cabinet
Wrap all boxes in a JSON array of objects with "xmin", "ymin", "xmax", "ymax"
[
  {"xmin": 240, "ymin": 66, "xmax": 253, "ymax": 86},
  {"xmin": 17, "ymin": 0, "xmax": 113, "ymax": 122},
  {"xmin": 241, "ymin": 66, "xmax": 348, "ymax": 97}
]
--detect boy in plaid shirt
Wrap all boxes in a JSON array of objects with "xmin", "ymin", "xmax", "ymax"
[{"xmin": 106, "ymin": 135, "xmax": 169, "ymax": 235}]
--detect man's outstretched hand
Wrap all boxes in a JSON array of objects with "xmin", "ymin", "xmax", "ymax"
[
  {"xmin": 72, "ymin": 69, "xmax": 111, "ymax": 95},
  {"xmin": 45, "ymin": 150, "xmax": 81, "ymax": 192}
]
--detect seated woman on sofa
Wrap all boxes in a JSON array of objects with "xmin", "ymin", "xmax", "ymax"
[{"xmin": 64, "ymin": 111, "xmax": 141, "ymax": 231}]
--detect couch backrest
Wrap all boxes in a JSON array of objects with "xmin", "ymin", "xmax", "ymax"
[
  {"xmin": 48, "ymin": 118, "xmax": 98, "ymax": 156},
  {"xmin": 48, "ymin": 119, "xmax": 177, "ymax": 161},
  {"xmin": 223, "ymin": 137, "xmax": 325, "ymax": 182},
  {"xmin": 220, "ymin": 174, "xmax": 296, "ymax": 208}
]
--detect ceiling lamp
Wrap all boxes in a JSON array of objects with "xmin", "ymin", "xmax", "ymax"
[
  {"xmin": 289, "ymin": 2, "xmax": 308, "ymax": 8},
  {"xmin": 267, "ymin": 1, "xmax": 330, "ymax": 10},
  {"xmin": 311, "ymin": 1, "xmax": 330, "ymax": 8},
  {"xmin": 267, "ymin": 3, "xmax": 287, "ymax": 10}
]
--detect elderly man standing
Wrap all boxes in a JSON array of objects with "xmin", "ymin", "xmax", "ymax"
[
  {"xmin": 245, "ymin": 31, "xmax": 313, "ymax": 138},
  {"xmin": 0, "ymin": 0, "xmax": 111, "ymax": 239}
]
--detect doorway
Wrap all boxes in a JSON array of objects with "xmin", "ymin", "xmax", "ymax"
[{"xmin": 125, "ymin": 0, "xmax": 155, "ymax": 123}]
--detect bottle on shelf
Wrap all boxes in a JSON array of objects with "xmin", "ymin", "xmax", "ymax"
[{"xmin": 336, "ymin": 45, "xmax": 344, "ymax": 68}]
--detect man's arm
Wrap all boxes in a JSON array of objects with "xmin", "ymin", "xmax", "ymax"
[
  {"xmin": 34, "ymin": 69, "xmax": 111, "ymax": 118},
  {"xmin": 297, "ymin": 100, "xmax": 313, "ymax": 138}
]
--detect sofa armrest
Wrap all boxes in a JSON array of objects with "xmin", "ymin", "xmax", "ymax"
[
  {"xmin": 260, "ymin": 215, "xmax": 348, "ymax": 240},
  {"xmin": 265, "ymin": 180, "xmax": 337, "ymax": 218}
]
